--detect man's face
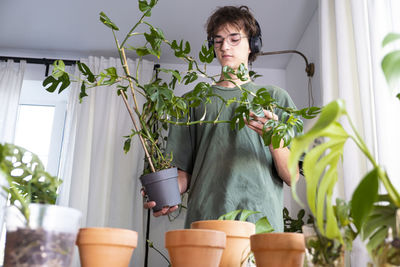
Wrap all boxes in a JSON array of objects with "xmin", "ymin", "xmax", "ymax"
[{"xmin": 213, "ymin": 24, "xmax": 251, "ymax": 70}]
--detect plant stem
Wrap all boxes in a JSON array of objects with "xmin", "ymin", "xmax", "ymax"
[
  {"xmin": 119, "ymin": 89, "xmax": 155, "ymax": 173},
  {"xmin": 120, "ymin": 12, "xmax": 148, "ymax": 48},
  {"xmin": 347, "ymin": 113, "xmax": 400, "ymax": 207}
]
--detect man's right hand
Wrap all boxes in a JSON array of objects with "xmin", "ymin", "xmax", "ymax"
[{"xmin": 142, "ymin": 169, "xmax": 191, "ymax": 217}]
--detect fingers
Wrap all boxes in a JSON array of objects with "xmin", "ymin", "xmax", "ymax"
[
  {"xmin": 141, "ymin": 187, "xmax": 179, "ymax": 217},
  {"xmin": 153, "ymin": 205, "xmax": 179, "ymax": 217}
]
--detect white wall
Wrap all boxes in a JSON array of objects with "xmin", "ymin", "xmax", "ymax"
[{"xmin": 284, "ymin": 7, "xmax": 320, "ymax": 218}]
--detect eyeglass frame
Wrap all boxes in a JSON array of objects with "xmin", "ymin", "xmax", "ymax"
[{"xmin": 210, "ymin": 33, "xmax": 248, "ymax": 48}]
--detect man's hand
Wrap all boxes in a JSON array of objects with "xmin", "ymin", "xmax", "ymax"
[
  {"xmin": 245, "ymin": 109, "xmax": 278, "ymax": 136},
  {"xmin": 245, "ymin": 109, "xmax": 299, "ymax": 186},
  {"xmin": 142, "ymin": 169, "xmax": 191, "ymax": 217}
]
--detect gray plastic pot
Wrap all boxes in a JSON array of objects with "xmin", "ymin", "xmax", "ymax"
[{"xmin": 140, "ymin": 167, "xmax": 181, "ymax": 212}]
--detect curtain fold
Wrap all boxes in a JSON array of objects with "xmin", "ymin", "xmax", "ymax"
[
  {"xmin": 320, "ymin": 0, "xmax": 400, "ymax": 266},
  {"xmin": 0, "ymin": 59, "xmax": 26, "ymax": 247},
  {"xmin": 57, "ymin": 56, "xmax": 154, "ymax": 267},
  {"xmin": 0, "ymin": 60, "xmax": 26, "ymax": 143}
]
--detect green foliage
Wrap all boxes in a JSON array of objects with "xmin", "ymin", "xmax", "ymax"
[
  {"xmin": 382, "ymin": 32, "xmax": 400, "ymax": 94},
  {"xmin": 0, "ymin": 143, "xmax": 61, "ymax": 224},
  {"xmin": 218, "ymin": 209, "xmax": 274, "ymax": 234},
  {"xmin": 283, "ymin": 208, "xmax": 313, "ymax": 233},
  {"xmin": 304, "ymin": 223, "xmax": 344, "ymax": 266},
  {"xmin": 289, "ymin": 97, "xmax": 400, "ymax": 262},
  {"xmin": 42, "ymin": 0, "xmax": 321, "ymax": 173},
  {"xmin": 42, "ymin": 60, "xmax": 71, "ymax": 93},
  {"xmin": 199, "ymin": 43, "xmax": 214, "ymax": 64},
  {"xmin": 99, "ymin": 12, "xmax": 119, "ymax": 31}
]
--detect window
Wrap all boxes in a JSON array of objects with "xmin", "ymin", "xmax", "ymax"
[{"xmin": 0, "ymin": 64, "xmax": 69, "ymax": 264}]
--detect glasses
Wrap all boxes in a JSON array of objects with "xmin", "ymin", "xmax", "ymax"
[{"xmin": 211, "ymin": 33, "xmax": 247, "ymax": 48}]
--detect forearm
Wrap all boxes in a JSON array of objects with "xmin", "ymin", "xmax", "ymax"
[
  {"xmin": 269, "ymin": 143, "xmax": 299, "ymax": 186},
  {"xmin": 178, "ymin": 169, "xmax": 191, "ymax": 194}
]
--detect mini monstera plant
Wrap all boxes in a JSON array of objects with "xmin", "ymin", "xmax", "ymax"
[
  {"xmin": 0, "ymin": 142, "xmax": 61, "ymax": 223},
  {"xmin": 43, "ymin": 0, "xmax": 319, "ymax": 176},
  {"xmin": 288, "ymin": 32, "xmax": 400, "ymax": 265}
]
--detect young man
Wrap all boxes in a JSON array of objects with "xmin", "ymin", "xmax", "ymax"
[{"xmin": 144, "ymin": 5, "xmax": 299, "ymax": 231}]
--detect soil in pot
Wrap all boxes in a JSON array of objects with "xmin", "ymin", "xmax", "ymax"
[{"xmin": 4, "ymin": 228, "xmax": 76, "ymax": 267}]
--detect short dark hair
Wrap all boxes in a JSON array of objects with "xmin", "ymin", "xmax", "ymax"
[{"xmin": 206, "ymin": 5, "xmax": 260, "ymax": 62}]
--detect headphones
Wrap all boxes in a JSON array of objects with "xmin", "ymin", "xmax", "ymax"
[{"xmin": 208, "ymin": 20, "xmax": 263, "ymax": 58}]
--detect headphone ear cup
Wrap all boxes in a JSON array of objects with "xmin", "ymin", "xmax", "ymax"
[
  {"xmin": 250, "ymin": 20, "xmax": 263, "ymax": 55},
  {"xmin": 250, "ymin": 36, "xmax": 262, "ymax": 54}
]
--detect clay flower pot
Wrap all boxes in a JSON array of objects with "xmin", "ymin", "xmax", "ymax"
[
  {"xmin": 250, "ymin": 232, "xmax": 305, "ymax": 267},
  {"xmin": 165, "ymin": 229, "xmax": 226, "ymax": 267},
  {"xmin": 191, "ymin": 220, "xmax": 255, "ymax": 267},
  {"xmin": 76, "ymin": 227, "xmax": 138, "ymax": 267}
]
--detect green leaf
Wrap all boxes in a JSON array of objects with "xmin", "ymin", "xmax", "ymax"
[
  {"xmin": 123, "ymin": 138, "xmax": 131, "ymax": 153},
  {"xmin": 382, "ymin": 33, "xmax": 400, "ymax": 47},
  {"xmin": 382, "ymin": 51, "xmax": 400, "ymax": 90},
  {"xmin": 77, "ymin": 62, "xmax": 96, "ymax": 83},
  {"xmin": 351, "ymin": 168, "xmax": 379, "ymax": 230},
  {"xmin": 43, "ymin": 72, "xmax": 70, "ymax": 93},
  {"xmin": 79, "ymin": 82, "xmax": 88, "ymax": 102},
  {"xmin": 239, "ymin": 210, "xmax": 260, "ymax": 221},
  {"xmin": 218, "ymin": 210, "xmax": 242, "ymax": 220},
  {"xmin": 288, "ymin": 99, "xmax": 350, "ymax": 243},
  {"xmin": 52, "ymin": 60, "xmax": 66, "ymax": 78},
  {"xmin": 256, "ymin": 216, "xmax": 274, "ymax": 234},
  {"xmin": 159, "ymin": 68, "xmax": 181, "ymax": 83},
  {"xmin": 397, "ymin": 93, "xmax": 400, "ymax": 101},
  {"xmin": 199, "ymin": 43, "xmax": 214, "ymax": 64},
  {"xmin": 99, "ymin": 12, "xmax": 119, "ymax": 31}
]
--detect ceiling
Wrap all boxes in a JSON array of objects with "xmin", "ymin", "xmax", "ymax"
[{"xmin": 0, "ymin": 0, "xmax": 318, "ymax": 69}]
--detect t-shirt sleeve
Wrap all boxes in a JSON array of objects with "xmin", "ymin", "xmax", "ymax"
[{"xmin": 165, "ymin": 123, "xmax": 194, "ymax": 174}]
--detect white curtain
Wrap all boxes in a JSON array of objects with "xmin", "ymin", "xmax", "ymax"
[
  {"xmin": 0, "ymin": 59, "xmax": 26, "ymax": 247},
  {"xmin": 57, "ymin": 56, "xmax": 154, "ymax": 267},
  {"xmin": 0, "ymin": 60, "xmax": 26, "ymax": 143},
  {"xmin": 320, "ymin": 0, "xmax": 400, "ymax": 266}
]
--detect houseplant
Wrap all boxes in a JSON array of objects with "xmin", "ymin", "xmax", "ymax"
[
  {"xmin": 288, "ymin": 32, "xmax": 400, "ymax": 266},
  {"xmin": 0, "ymin": 142, "xmax": 81, "ymax": 267},
  {"xmin": 43, "ymin": 0, "xmax": 319, "ymax": 211}
]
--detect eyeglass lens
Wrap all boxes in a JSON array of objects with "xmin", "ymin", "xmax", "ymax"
[{"xmin": 213, "ymin": 33, "xmax": 242, "ymax": 47}]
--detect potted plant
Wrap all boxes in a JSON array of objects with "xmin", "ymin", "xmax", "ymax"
[
  {"xmin": 43, "ymin": 0, "xmax": 320, "ymax": 212},
  {"xmin": 0, "ymin": 142, "xmax": 81, "ymax": 267},
  {"xmin": 288, "ymin": 32, "xmax": 400, "ymax": 266}
]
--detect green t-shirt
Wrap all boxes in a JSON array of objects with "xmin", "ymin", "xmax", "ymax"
[{"xmin": 166, "ymin": 81, "xmax": 299, "ymax": 231}]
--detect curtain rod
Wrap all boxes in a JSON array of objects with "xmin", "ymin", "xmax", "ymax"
[
  {"xmin": 0, "ymin": 56, "xmax": 78, "ymax": 66},
  {"xmin": 0, "ymin": 56, "xmax": 161, "ymax": 75}
]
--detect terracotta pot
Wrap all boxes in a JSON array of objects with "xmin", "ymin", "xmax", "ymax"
[
  {"xmin": 165, "ymin": 229, "xmax": 226, "ymax": 267},
  {"xmin": 76, "ymin": 227, "xmax": 138, "ymax": 267},
  {"xmin": 191, "ymin": 220, "xmax": 255, "ymax": 267},
  {"xmin": 250, "ymin": 233, "xmax": 305, "ymax": 267}
]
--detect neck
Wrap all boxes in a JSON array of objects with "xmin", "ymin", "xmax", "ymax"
[{"xmin": 216, "ymin": 72, "xmax": 250, "ymax": 88}]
